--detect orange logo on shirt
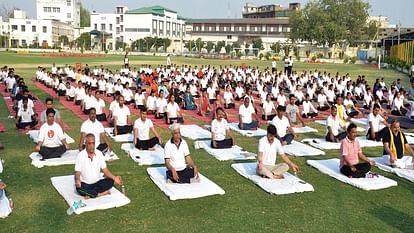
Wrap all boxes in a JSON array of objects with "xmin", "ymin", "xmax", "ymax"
[{"xmin": 47, "ymin": 130, "xmax": 54, "ymax": 138}]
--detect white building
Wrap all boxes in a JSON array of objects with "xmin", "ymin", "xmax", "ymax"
[
  {"xmin": 36, "ymin": 0, "xmax": 81, "ymax": 27},
  {"xmin": 90, "ymin": 5, "xmax": 186, "ymax": 51},
  {"xmin": 8, "ymin": 10, "xmax": 73, "ymax": 48}
]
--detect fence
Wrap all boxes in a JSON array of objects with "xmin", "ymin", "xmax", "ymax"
[{"xmin": 390, "ymin": 40, "xmax": 414, "ymax": 65}]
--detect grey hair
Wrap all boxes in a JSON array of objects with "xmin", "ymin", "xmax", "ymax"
[{"xmin": 170, "ymin": 123, "xmax": 181, "ymax": 132}]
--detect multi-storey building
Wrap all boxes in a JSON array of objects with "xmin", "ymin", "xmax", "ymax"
[
  {"xmin": 36, "ymin": 0, "xmax": 81, "ymax": 27},
  {"xmin": 242, "ymin": 3, "xmax": 300, "ymax": 19}
]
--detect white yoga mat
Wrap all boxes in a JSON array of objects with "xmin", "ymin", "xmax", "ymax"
[
  {"xmin": 228, "ymin": 123, "xmax": 267, "ymax": 137},
  {"xmin": 27, "ymin": 130, "xmax": 75, "ymax": 144},
  {"xmin": 51, "ymin": 175, "xmax": 130, "ymax": 215},
  {"xmin": 314, "ymin": 120, "xmax": 365, "ymax": 132},
  {"xmin": 307, "ymin": 159, "xmax": 398, "ymax": 190},
  {"xmin": 0, "ymin": 193, "xmax": 12, "ymax": 218},
  {"xmin": 171, "ymin": 124, "xmax": 211, "ymax": 140},
  {"xmin": 231, "ymin": 163, "xmax": 314, "ymax": 195},
  {"xmin": 0, "ymin": 160, "xmax": 3, "ymax": 174},
  {"xmin": 147, "ymin": 167, "xmax": 225, "ymax": 200},
  {"xmin": 302, "ymin": 137, "xmax": 383, "ymax": 150},
  {"xmin": 30, "ymin": 150, "xmax": 119, "ymax": 168},
  {"xmin": 194, "ymin": 140, "xmax": 256, "ymax": 161},
  {"xmin": 283, "ymin": 140, "xmax": 325, "ymax": 157},
  {"xmin": 104, "ymin": 128, "xmax": 133, "ymax": 142},
  {"xmin": 370, "ymin": 155, "xmax": 414, "ymax": 182},
  {"xmin": 120, "ymin": 143, "xmax": 164, "ymax": 165},
  {"xmin": 292, "ymin": 126, "xmax": 318, "ymax": 134},
  {"xmin": 404, "ymin": 133, "xmax": 414, "ymax": 144},
  {"xmin": 350, "ymin": 118, "xmax": 368, "ymax": 126}
]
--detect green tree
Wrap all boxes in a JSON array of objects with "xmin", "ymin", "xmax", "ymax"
[
  {"xmin": 185, "ymin": 40, "xmax": 196, "ymax": 52},
  {"xmin": 289, "ymin": 0, "xmax": 370, "ymax": 47},
  {"xmin": 59, "ymin": 35, "xmax": 69, "ymax": 46},
  {"xmin": 252, "ymin": 39, "xmax": 264, "ymax": 56},
  {"xmin": 80, "ymin": 5, "xmax": 90, "ymax": 27},
  {"xmin": 270, "ymin": 42, "xmax": 281, "ymax": 54},
  {"xmin": 206, "ymin": 41, "xmax": 214, "ymax": 53},
  {"xmin": 215, "ymin": 41, "xmax": 226, "ymax": 53},
  {"xmin": 144, "ymin": 37, "xmax": 155, "ymax": 51},
  {"xmin": 195, "ymin": 38, "xmax": 205, "ymax": 53},
  {"xmin": 76, "ymin": 32, "xmax": 91, "ymax": 50},
  {"xmin": 244, "ymin": 43, "xmax": 250, "ymax": 55},
  {"xmin": 282, "ymin": 44, "xmax": 291, "ymax": 55},
  {"xmin": 225, "ymin": 44, "xmax": 232, "ymax": 54}
]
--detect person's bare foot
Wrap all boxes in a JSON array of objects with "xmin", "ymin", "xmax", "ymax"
[
  {"xmin": 96, "ymin": 190, "xmax": 111, "ymax": 197},
  {"xmin": 148, "ymin": 147, "xmax": 156, "ymax": 151},
  {"xmin": 83, "ymin": 195, "xmax": 90, "ymax": 200},
  {"xmin": 282, "ymin": 141, "xmax": 288, "ymax": 146},
  {"xmin": 190, "ymin": 176, "xmax": 200, "ymax": 183},
  {"xmin": 273, "ymin": 174, "xmax": 284, "ymax": 179}
]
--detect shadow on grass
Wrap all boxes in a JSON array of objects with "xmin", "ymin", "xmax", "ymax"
[{"xmin": 369, "ymin": 206, "xmax": 414, "ymax": 233}]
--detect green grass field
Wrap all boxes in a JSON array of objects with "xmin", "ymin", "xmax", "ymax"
[{"xmin": 0, "ymin": 52, "xmax": 413, "ymax": 233}]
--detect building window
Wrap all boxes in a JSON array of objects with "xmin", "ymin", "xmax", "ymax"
[
  {"xmin": 94, "ymin": 24, "xmax": 97, "ymax": 30},
  {"xmin": 152, "ymin": 20, "xmax": 157, "ymax": 35},
  {"xmin": 227, "ymin": 35, "xmax": 232, "ymax": 40},
  {"xmin": 67, "ymin": 13, "xmax": 71, "ymax": 18},
  {"xmin": 109, "ymin": 24, "xmax": 113, "ymax": 31},
  {"xmin": 159, "ymin": 21, "xmax": 164, "ymax": 36},
  {"xmin": 67, "ymin": 0, "xmax": 71, "ymax": 6},
  {"xmin": 42, "ymin": 26, "xmax": 47, "ymax": 33},
  {"xmin": 32, "ymin": 25, "xmax": 36, "ymax": 32},
  {"xmin": 21, "ymin": 39, "xmax": 27, "ymax": 46},
  {"xmin": 120, "ymin": 25, "xmax": 123, "ymax": 32},
  {"xmin": 21, "ymin": 25, "xmax": 25, "ymax": 32},
  {"xmin": 120, "ymin": 15, "xmax": 123, "ymax": 23},
  {"xmin": 116, "ymin": 17, "xmax": 120, "ymax": 24},
  {"xmin": 11, "ymin": 25, "xmax": 18, "ymax": 30},
  {"xmin": 101, "ymin": 24, "xmax": 105, "ymax": 31}
]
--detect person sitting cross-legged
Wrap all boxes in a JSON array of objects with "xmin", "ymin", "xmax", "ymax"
[
  {"xmin": 75, "ymin": 133, "xmax": 123, "ymax": 199},
  {"xmin": 164, "ymin": 124, "xmax": 199, "ymax": 184},
  {"xmin": 366, "ymin": 104, "xmax": 389, "ymax": 141},
  {"xmin": 271, "ymin": 105, "xmax": 297, "ymax": 145},
  {"xmin": 339, "ymin": 123, "xmax": 376, "ymax": 178},
  {"xmin": 383, "ymin": 119, "xmax": 414, "ymax": 168},
  {"xmin": 326, "ymin": 105, "xmax": 347, "ymax": 142},
  {"xmin": 133, "ymin": 108, "xmax": 163, "ymax": 150},
  {"xmin": 35, "ymin": 108, "xmax": 70, "ymax": 160},
  {"xmin": 16, "ymin": 97, "xmax": 37, "ymax": 129},
  {"xmin": 112, "ymin": 95, "xmax": 133, "ymax": 136},
  {"xmin": 238, "ymin": 96, "xmax": 259, "ymax": 130},
  {"xmin": 257, "ymin": 124, "xmax": 299, "ymax": 179},
  {"xmin": 211, "ymin": 107, "xmax": 235, "ymax": 149},
  {"xmin": 79, "ymin": 108, "xmax": 112, "ymax": 153}
]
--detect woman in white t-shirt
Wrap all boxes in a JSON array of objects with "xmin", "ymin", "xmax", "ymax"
[
  {"xmin": 317, "ymin": 90, "xmax": 330, "ymax": 111},
  {"xmin": 105, "ymin": 79, "xmax": 114, "ymax": 97},
  {"xmin": 262, "ymin": 94, "xmax": 276, "ymax": 121},
  {"xmin": 122, "ymin": 83, "xmax": 134, "ymax": 105},
  {"xmin": 391, "ymin": 91, "xmax": 408, "ymax": 116},
  {"xmin": 155, "ymin": 90, "xmax": 168, "ymax": 119},
  {"xmin": 166, "ymin": 95, "xmax": 184, "ymax": 124},
  {"xmin": 134, "ymin": 86, "xmax": 146, "ymax": 111},
  {"xmin": 211, "ymin": 107, "xmax": 235, "ymax": 149},
  {"xmin": 344, "ymin": 92, "xmax": 361, "ymax": 118},
  {"xmin": 223, "ymin": 85, "xmax": 235, "ymax": 109},
  {"xmin": 146, "ymin": 90, "xmax": 158, "ymax": 114}
]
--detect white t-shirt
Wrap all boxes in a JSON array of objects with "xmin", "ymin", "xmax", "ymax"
[
  {"xmin": 156, "ymin": 98, "xmax": 168, "ymax": 113},
  {"xmin": 75, "ymin": 149, "xmax": 107, "ymax": 184},
  {"xmin": 112, "ymin": 105, "xmax": 130, "ymax": 126},
  {"xmin": 263, "ymin": 100, "xmax": 275, "ymax": 115},
  {"xmin": 83, "ymin": 95, "xmax": 96, "ymax": 110},
  {"xmin": 146, "ymin": 96, "xmax": 157, "ymax": 111},
  {"xmin": 66, "ymin": 86, "xmax": 76, "ymax": 98},
  {"xmin": 93, "ymin": 98, "xmax": 106, "ymax": 115},
  {"xmin": 239, "ymin": 104, "xmax": 255, "ymax": 124},
  {"xmin": 326, "ymin": 115, "xmax": 341, "ymax": 136},
  {"xmin": 223, "ymin": 91, "xmax": 233, "ymax": 104},
  {"xmin": 164, "ymin": 139, "xmax": 190, "ymax": 171},
  {"xmin": 134, "ymin": 93, "xmax": 145, "ymax": 105},
  {"xmin": 38, "ymin": 122, "xmax": 65, "ymax": 147},
  {"xmin": 166, "ymin": 102, "xmax": 180, "ymax": 118},
  {"xmin": 367, "ymin": 113, "xmax": 385, "ymax": 134},
  {"xmin": 258, "ymin": 136, "xmax": 284, "ymax": 166},
  {"xmin": 392, "ymin": 97, "xmax": 404, "ymax": 111},
  {"xmin": 207, "ymin": 87, "xmax": 216, "ymax": 100},
  {"xmin": 80, "ymin": 119, "xmax": 105, "ymax": 147},
  {"xmin": 18, "ymin": 107, "xmax": 34, "ymax": 123},
  {"xmin": 211, "ymin": 118, "xmax": 228, "ymax": 141},
  {"xmin": 271, "ymin": 116, "xmax": 290, "ymax": 137},
  {"xmin": 133, "ymin": 118, "xmax": 153, "ymax": 140},
  {"xmin": 276, "ymin": 94, "xmax": 287, "ymax": 106}
]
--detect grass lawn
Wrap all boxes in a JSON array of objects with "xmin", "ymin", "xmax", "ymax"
[{"xmin": 0, "ymin": 52, "xmax": 413, "ymax": 233}]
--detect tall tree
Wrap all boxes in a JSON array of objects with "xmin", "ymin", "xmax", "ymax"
[
  {"xmin": 80, "ymin": 4, "xmax": 90, "ymax": 27},
  {"xmin": 206, "ymin": 41, "xmax": 214, "ymax": 53},
  {"xmin": 270, "ymin": 42, "xmax": 281, "ymax": 54},
  {"xmin": 289, "ymin": 0, "xmax": 370, "ymax": 47},
  {"xmin": 252, "ymin": 39, "xmax": 264, "ymax": 56},
  {"xmin": 215, "ymin": 41, "xmax": 226, "ymax": 53}
]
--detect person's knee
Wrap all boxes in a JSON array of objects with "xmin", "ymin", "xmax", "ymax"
[{"xmin": 280, "ymin": 163, "xmax": 289, "ymax": 172}]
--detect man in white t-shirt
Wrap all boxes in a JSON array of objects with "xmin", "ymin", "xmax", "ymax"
[
  {"xmin": 326, "ymin": 105, "xmax": 347, "ymax": 142},
  {"xmin": 271, "ymin": 105, "xmax": 297, "ymax": 145},
  {"xmin": 79, "ymin": 108, "xmax": 112, "ymax": 153},
  {"xmin": 165, "ymin": 124, "xmax": 199, "ymax": 183},
  {"xmin": 133, "ymin": 109, "xmax": 163, "ymax": 150},
  {"xmin": 16, "ymin": 97, "xmax": 37, "ymax": 129},
  {"xmin": 211, "ymin": 107, "xmax": 235, "ymax": 149},
  {"xmin": 75, "ymin": 134, "xmax": 122, "ymax": 198},
  {"xmin": 257, "ymin": 124, "xmax": 299, "ymax": 179},
  {"xmin": 238, "ymin": 97, "xmax": 259, "ymax": 130},
  {"xmin": 271, "ymin": 58, "xmax": 277, "ymax": 73},
  {"xmin": 35, "ymin": 108, "xmax": 69, "ymax": 160},
  {"xmin": 366, "ymin": 104, "xmax": 389, "ymax": 141},
  {"xmin": 112, "ymin": 95, "xmax": 132, "ymax": 135}
]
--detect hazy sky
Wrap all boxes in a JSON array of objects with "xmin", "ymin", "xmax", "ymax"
[{"xmin": 2, "ymin": 0, "xmax": 413, "ymax": 27}]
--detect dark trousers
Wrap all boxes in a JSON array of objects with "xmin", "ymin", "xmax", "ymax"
[
  {"xmin": 326, "ymin": 132, "xmax": 347, "ymax": 142},
  {"xmin": 75, "ymin": 100, "xmax": 81, "ymax": 105},
  {"xmin": 96, "ymin": 113, "xmax": 107, "ymax": 122},
  {"xmin": 135, "ymin": 137, "xmax": 159, "ymax": 150},
  {"xmin": 136, "ymin": 105, "xmax": 146, "ymax": 111},
  {"xmin": 39, "ymin": 145, "xmax": 66, "ymax": 160},
  {"xmin": 367, "ymin": 127, "xmax": 386, "ymax": 141},
  {"xmin": 302, "ymin": 112, "xmax": 318, "ymax": 118},
  {"xmin": 116, "ymin": 125, "xmax": 133, "ymax": 135},
  {"xmin": 185, "ymin": 104, "xmax": 197, "ymax": 110},
  {"xmin": 279, "ymin": 133, "xmax": 294, "ymax": 144},
  {"xmin": 340, "ymin": 162, "xmax": 371, "ymax": 178},
  {"xmin": 16, "ymin": 120, "xmax": 37, "ymax": 129},
  {"xmin": 155, "ymin": 112, "xmax": 166, "ymax": 119},
  {"xmin": 317, "ymin": 106, "xmax": 329, "ymax": 111},
  {"xmin": 76, "ymin": 178, "xmax": 114, "ymax": 198},
  {"xmin": 58, "ymin": 90, "xmax": 66, "ymax": 96},
  {"xmin": 66, "ymin": 96, "xmax": 74, "ymax": 102},
  {"xmin": 167, "ymin": 117, "xmax": 184, "ymax": 125},
  {"xmin": 391, "ymin": 109, "xmax": 407, "ymax": 116},
  {"xmin": 224, "ymin": 103, "xmax": 235, "ymax": 109},
  {"xmin": 166, "ymin": 167, "xmax": 195, "ymax": 184},
  {"xmin": 211, "ymin": 138, "xmax": 233, "ymax": 149},
  {"xmin": 83, "ymin": 108, "xmax": 91, "ymax": 115},
  {"xmin": 262, "ymin": 114, "xmax": 276, "ymax": 121},
  {"xmin": 348, "ymin": 110, "xmax": 359, "ymax": 118},
  {"xmin": 239, "ymin": 121, "xmax": 258, "ymax": 130}
]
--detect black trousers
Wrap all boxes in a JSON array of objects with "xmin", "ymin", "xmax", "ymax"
[
  {"xmin": 166, "ymin": 167, "xmax": 195, "ymax": 184},
  {"xmin": 155, "ymin": 112, "xmax": 166, "ymax": 119},
  {"xmin": 39, "ymin": 145, "xmax": 66, "ymax": 160},
  {"xmin": 167, "ymin": 117, "xmax": 184, "ymax": 125},
  {"xmin": 58, "ymin": 90, "xmax": 66, "ymax": 96},
  {"xmin": 66, "ymin": 96, "xmax": 74, "ymax": 101},
  {"xmin": 367, "ymin": 127, "xmax": 386, "ymax": 141},
  {"xmin": 116, "ymin": 125, "xmax": 133, "ymax": 135},
  {"xmin": 224, "ymin": 103, "xmax": 235, "ymax": 109},
  {"xmin": 317, "ymin": 106, "xmax": 329, "ymax": 111},
  {"xmin": 326, "ymin": 132, "xmax": 347, "ymax": 142},
  {"xmin": 348, "ymin": 111, "xmax": 359, "ymax": 118},
  {"xmin": 75, "ymin": 100, "xmax": 82, "ymax": 105},
  {"xmin": 83, "ymin": 108, "xmax": 91, "ymax": 115},
  {"xmin": 76, "ymin": 178, "xmax": 114, "ymax": 198},
  {"xmin": 262, "ymin": 114, "xmax": 276, "ymax": 121},
  {"xmin": 391, "ymin": 109, "xmax": 407, "ymax": 116},
  {"xmin": 136, "ymin": 105, "xmax": 145, "ymax": 111},
  {"xmin": 302, "ymin": 112, "xmax": 318, "ymax": 118},
  {"xmin": 340, "ymin": 162, "xmax": 371, "ymax": 178},
  {"xmin": 135, "ymin": 137, "xmax": 159, "ymax": 150},
  {"xmin": 211, "ymin": 138, "xmax": 233, "ymax": 149},
  {"xmin": 96, "ymin": 113, "xmax": 107, "ymax": 122},
  {"xmin": 16, "ymin": 120, "xmax": 37, "ymax": 129}
]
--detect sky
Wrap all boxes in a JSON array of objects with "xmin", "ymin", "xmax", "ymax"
[{"xmin": 1, "ymin": 0, "xmax": 413, "ymax": 27}]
